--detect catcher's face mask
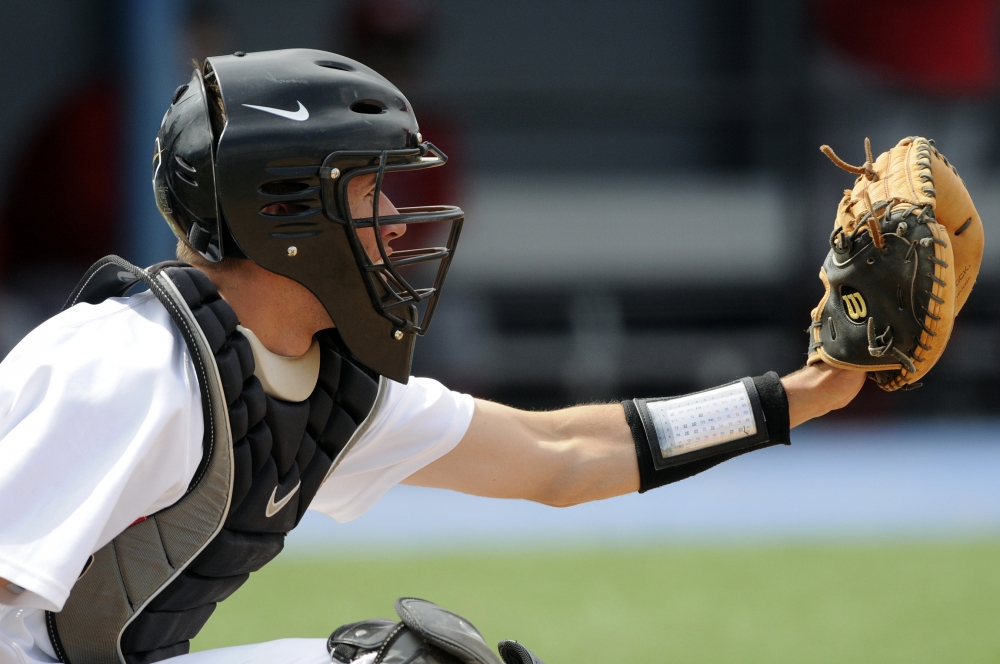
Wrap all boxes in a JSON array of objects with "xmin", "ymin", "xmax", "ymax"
[
  {"xmin": 321, "ymin": 146, "xmax": 463, "ymax": 340},
  {"xmin": 154, "ymin": 48, "xmax": 464, "ymax": 383}
]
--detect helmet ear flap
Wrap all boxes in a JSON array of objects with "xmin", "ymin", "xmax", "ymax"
[
  {"xmin": 152, "ymin": 68, "xmax": 224, "ymax": 263},
  {"xmin": 187, "ymin": 223, "xmax": 213, "ymax": 254}
]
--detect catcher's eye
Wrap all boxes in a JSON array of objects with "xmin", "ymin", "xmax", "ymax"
[
  {"xmin": 260, "ymin": 202, "xmax": 311, "ymax": 216},
  {"xmin": 866, "ymin": 257, "xmax": 876, "ymax": 265}
]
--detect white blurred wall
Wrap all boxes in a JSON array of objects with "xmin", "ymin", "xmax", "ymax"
[{"xmin": 452, "ymin": 175, "xmax": 791, "ymax": 285}]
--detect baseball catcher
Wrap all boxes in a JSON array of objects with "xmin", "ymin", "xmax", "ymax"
[
  {"xmin": 808, "ymin": 136, "xmax": 984, "ymax": 390},
  {"xmin": 0, "ymin": 49, "xmax": 867, "ymax": 664}
]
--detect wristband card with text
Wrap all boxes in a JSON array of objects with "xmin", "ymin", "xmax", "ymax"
[{"xmin": 633, "ymin": 377, "xmax": 768, "ymax": 469}]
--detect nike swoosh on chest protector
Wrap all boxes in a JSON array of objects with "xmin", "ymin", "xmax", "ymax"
[
  {"xmin": 242, "ymin": 101, "xmax": 310, "ymax": 121},
  {"xmin": 265, "ymin": 480, "xmax": 302, "ymax": 517}
]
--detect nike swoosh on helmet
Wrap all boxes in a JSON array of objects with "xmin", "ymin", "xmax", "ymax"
[
  {"xmin": 242, "ymin": 101, "xmax": 310, "ymax": 121},
  {"xmin": 265, "ymin": 480, "xmax": 301, "ymax": 517}
]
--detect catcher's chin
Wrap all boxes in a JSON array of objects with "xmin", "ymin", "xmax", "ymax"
[{"xmin": 782, "ymin": 363, "xmax": 866, "ymax": 428}]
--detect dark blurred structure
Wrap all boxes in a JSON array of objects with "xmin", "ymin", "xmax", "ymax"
[
  {"xmin": 0, "ymin": 83, "xmax": 120, "ymax": 341},
  {"xmin": 1, "ymin": 0, "xmax": 999, "ymax": 416}
]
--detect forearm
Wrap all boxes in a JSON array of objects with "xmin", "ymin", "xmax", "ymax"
[
  {"xmin": 516, "ymin": 402, "xmax": 640, "ymax": 505},
  {"xmin": 626, "ymin": 372, "xmax": 791, "ymax": 492},
  {"xmin": 404, "ymin": 399, "xmax": 639, "ymax": 506},
  {"xmin": 407, "ymin": 366, "xmax": 862, "ymax": 505},
  {"xmin": 618, "ymin": 366, "xmax": 860, "ymax": 492},
  {"xmin": 782, "ymin": 363, "xmax": 864, "ymax": 427}
]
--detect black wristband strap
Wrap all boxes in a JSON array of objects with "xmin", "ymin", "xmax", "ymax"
[
  {"xmin": 624, "ymin": 371, "xmax": 790, "ymax": 493},
  {"xmin": 751, "ymin": 371, "xmax": 790, "ymax": 446}
]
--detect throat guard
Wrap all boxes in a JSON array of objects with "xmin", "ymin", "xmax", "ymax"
[{"xmin": 46, "ymin": 256, "xmax": 385, "ymax": 664}]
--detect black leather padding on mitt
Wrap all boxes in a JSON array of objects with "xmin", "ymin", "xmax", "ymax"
[{"xmin": 327, "ymin": 598, "xmax": 546, "ymax": 664}]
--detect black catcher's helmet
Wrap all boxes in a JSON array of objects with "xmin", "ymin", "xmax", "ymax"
[{"xmin": 152, "ymin": 49, "xmax": 463, "ymax": 383}]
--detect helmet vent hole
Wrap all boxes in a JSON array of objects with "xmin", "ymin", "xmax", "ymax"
[
  {"xmin": 316, "ymin": 60, "xmax": 354, "ymax": 71},
  {"xmin": 261, "ymin": 202, "xmax": 312, "ymax": 216},
  {"xmin": 351, "ymin": 100, "xmax": 387, "ymax": 115},
  {"xmin": 259, "ymin": 180, "xmax": 311, "ymax": 195},
  {"xmin": 176, "ymin": 171, "xmax": 198, "ymax": 187},
  {"xmin": 174, "ymin": 155, "xmax": 197, "ymax": 172}
]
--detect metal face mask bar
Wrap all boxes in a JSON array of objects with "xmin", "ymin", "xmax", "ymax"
[{"xmin": 319, "ymin": 143, "xmax": 464, "ymax": 339}]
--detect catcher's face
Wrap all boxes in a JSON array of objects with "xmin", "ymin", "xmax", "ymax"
[
  {"xmin": 262, "ymin": 173, "xmax": 404, "ymax": 265},
  {"xmin": 347, "ymin": 173, "xmax": 405, "ymax": 265}
]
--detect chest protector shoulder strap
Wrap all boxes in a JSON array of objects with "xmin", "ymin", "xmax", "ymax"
[{"xmin": 45, "ymin": 256, "xmax": 385, "ymax": 664}]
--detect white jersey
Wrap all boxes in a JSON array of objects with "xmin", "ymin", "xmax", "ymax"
[{"xmin": 0, "ymin": 291, "xmax": 475, "ymax": 664}]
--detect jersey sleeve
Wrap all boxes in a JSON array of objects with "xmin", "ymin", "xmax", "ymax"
[
  {"xmin": 0, "ymin": 293, "xmax": 203, "ymax": 611},
  {"xmin": 309, "ymin": 376, "xmax": 475, "ymax": 523}
]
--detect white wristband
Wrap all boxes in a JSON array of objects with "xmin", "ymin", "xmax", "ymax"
[{"xmin": 632, "ymin": 377, "xmax": 768, "ymax": 469}]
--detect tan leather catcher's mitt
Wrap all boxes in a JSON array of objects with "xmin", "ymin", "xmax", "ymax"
[{"xmin": 807, "ymin": 136, "xmax": 984, "ymax": 391}]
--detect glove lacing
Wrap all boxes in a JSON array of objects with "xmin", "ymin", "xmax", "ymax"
[
  {"xmin": 822, "ymin": 138, "xmax": 891, "ymax": 251},
  {"xmin": 820, "ymin": 137, "xmax": 879, "ymax": 182}
]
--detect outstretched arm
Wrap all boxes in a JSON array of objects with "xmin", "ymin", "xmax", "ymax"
[{"xmin": 404, "ymin": 364, "xmax": 864, "ymax": 505}]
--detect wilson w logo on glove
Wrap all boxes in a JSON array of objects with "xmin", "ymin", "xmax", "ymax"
[
  {"xmin": 841, "ymin": 290, "xmax": 868, "ymax": 321},
  {"xmin": 807, "ymin": 136, "xmax": 984, "ymax": 392}
]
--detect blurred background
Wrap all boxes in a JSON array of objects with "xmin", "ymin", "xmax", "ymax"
[
  {"xmin": 3, "ymin": 1, "xmax": 1000, "ymax": 662},
  {"xmin": 4, "ymin": 0, "xmax": 1000, "ymax": 412}
]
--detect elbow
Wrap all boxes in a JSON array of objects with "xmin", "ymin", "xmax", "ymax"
[
  {"xmin": 535, "ymin": 496, "xmax": 584, "ymax": 509},
  {"xmin": 539, "ymin": 497, "xmax": 586, "ymax": 508},
  {"xmin": 524, "ymin": 449, "xmax": 620, "ymax": 508},
  {"xmin": 531, "ymin": 482, "xmax": 590, "ymax": 508}
]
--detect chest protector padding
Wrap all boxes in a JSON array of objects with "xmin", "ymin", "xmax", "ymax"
[{"xmin": 46, "ymin": 257, "xmax": 383, "ymax": 664}]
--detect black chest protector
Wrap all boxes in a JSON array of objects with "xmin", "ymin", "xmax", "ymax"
[{"xmin": 45, "ymin": 257, "xmax": 384, "ymax": 664}]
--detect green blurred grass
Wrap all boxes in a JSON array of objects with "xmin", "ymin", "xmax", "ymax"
[{"xmin": 192, "ymin": 541, "xmax": 1000, "ymax": 663}]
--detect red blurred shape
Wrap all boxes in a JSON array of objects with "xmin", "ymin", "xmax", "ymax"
[
  {"xmin": 1, "ymin": 83, "xmax": 119, "ymax": 276},
  {"xmin": 380, "ymin": 116, "xmax": 463, "ymax": 253},
  {"xmin": 817, "ymin": 0, "xmax": 999, "ymax": 95},
  {"xmin": 350, "ymin": 0, "xmax": 433, "ymax": 45}
]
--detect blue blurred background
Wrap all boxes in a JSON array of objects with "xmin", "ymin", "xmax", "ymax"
[{"xmin": 1, "ymin": 0, "xmax": 999, "ymax": 547}]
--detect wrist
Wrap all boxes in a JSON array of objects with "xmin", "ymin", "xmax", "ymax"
[
  {"xmin": 782, "ymin": 363, "xmax": 865, "ymax": 428},
  {"xmin": 624, "ymin": 372, "xmax": 789, "ymax": 493}
]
